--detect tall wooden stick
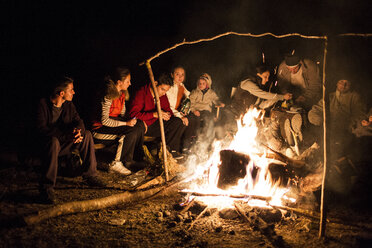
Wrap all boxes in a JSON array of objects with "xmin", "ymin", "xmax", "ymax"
[
  {"xmin": 319, "ymin": 36, "xmax": 329, "ymax": 238},
  {"xmin": 145, "ymin": 61, "xmax": 169, "ymax": 182},
  {"xmin": 140, "ymin": 32, "xmax": 327, "ymax": 65}
]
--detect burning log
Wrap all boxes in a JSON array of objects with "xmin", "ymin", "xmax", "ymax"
[
  {"xmin": 217, "ymin": 150, "xmax": 249, "ymax": 189},
  {"xmin": 217, "ymin": 149, "xmax": 310, "ymax": 190},
  {"xmin": 179, "ymin": 190, "xmax": 272, "ymax": 202}
]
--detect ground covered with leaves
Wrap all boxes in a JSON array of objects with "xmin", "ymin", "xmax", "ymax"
[{"xmin": 1, "ymin": 150, "xmax": 372, "ymax": 248}]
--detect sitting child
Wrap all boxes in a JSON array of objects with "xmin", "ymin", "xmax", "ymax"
[{"xmin": 189, "ymin": 73, "xmax": 225, "ymax": 142}]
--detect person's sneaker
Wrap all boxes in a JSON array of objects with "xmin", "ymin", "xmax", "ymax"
[
  {"xmin": 125, "ymin": 160, "xmax": 148, "ymax": 172},
  {"xmin": 39, "ymin": 186, "xmax": 55, "ymax": 204},
  {"xmin": 291, "ymin": 114, "xmax": 303, "ymax": 142},
  {"xmin": 84, "ymin": 176, "xmax": 107, "ymax": 187},
  {"xmin": 171, "ymin": 150, "xmax": 184, "ymax": 160},
  {"xmin": 284, "ymin": 118, "xmax": 295, "ymax": 146},
  {"xmin": 109, "ymin": 161, "xmax": 132, "ymax": 176},
  {"xmin": 182, "ymin": 148, "xmax": 191, "ymax": 155}
]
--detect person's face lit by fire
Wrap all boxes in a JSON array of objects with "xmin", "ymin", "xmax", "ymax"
[
  {"xmin": 156, "ymin": 84, "xmax": 171, "ymax": 97},
  {"xmin": 287, "ymin": 64, "xmax": 300, "ymax": 74},
  {"xmin": 118, "ymin": 74, "xmax": 131, "ymax": 91},
  {"xmin": 62, "ymin": 83, "xmax": 75, "ymax": 101},
  {"xmin": 172, "ymin": 67, "xmax": 185, "ymax": 85},
  {"xmin": 257, "ymin": 71, "xmax": 270, "ymax": 85},
  {"xmin": 197, "ymin": 78, "xmax": 208, "ymax": 90},
  {"xmin": 336, "ymin": 79, "xmax": 351, "ymax": 93}
]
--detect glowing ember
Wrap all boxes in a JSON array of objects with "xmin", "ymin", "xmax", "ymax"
[{"xmin": 183, "ymin": 107, "xmax": 296, "ymax": 209}]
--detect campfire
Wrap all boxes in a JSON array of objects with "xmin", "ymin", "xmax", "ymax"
[{"xmin": 181, "ymin": 107, "xmax": 298, "ymax": 210}]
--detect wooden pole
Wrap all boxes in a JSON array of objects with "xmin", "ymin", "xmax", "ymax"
[
  {"xmin": 319, "ymin": 36, "xmax": 329, "ymax": 238},
  {"xmin": 139, "ymin": 32, "xmax": 327, "ymax": 66},
  {"xmin": 144, "ymin": 61, "xmax": 169, "ymax": 182}
]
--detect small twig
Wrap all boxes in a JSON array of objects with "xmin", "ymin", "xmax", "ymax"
[
  {"xmin": 234, "ymin": 202, "xmax": 251, "ymax": 223},
  {"xmin": 187, "ymin": 206, "xmax": 209, "ymax": 231},
  {"xmin": 180, "ymin": 197, "xmax": 196, "ymax": 214}
]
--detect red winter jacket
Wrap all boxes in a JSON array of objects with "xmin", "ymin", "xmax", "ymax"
[{"xmin": 129, "ymin": 84, "xmax": 173, "ymax": 126}]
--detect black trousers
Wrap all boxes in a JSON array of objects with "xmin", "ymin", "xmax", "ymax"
[
  {"xmin": 182, "ymin": 114, "xmax": 199, "ymax": 149},
  {"xmin": 41, "ymin": 130, "xmax": 97, "ymax": 188},
  {"xmin": 189, "ymin": 111, "xmax": 215, "ymax": 141},
  {"xmin": 146, "ymin": 116, "xmax": 186, "ymax": 152},
  {"xmin": 94, "ymin": 120, "xmax": 145, "ymax": 163}
]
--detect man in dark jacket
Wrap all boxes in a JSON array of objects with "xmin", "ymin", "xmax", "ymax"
[{"xmin": 37, "ymin": 76, "xmax": 106, "ymax": 203}]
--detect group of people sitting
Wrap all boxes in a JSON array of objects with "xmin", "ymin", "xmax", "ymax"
[
  {"xmin": 35, "ymin": 53, "xmax": 372, "ymax": 204},
  {"xmin": 36, "ymin": 66, "xmax": 224, "ymax": 203}
]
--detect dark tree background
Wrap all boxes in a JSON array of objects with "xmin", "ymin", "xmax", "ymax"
[{"xmin": 1, "ymin": 0, "xmax": 371, "ymax": 149}]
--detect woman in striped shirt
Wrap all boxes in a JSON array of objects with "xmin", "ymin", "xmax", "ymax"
[{"xmin": 93, "ymin": 67, "xmax": 146, "ymax": 175}]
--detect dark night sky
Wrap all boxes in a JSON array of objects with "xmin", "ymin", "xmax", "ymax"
[{"xmin": 1, "ymin": 0, "xmax": 371, "ymax": 143}]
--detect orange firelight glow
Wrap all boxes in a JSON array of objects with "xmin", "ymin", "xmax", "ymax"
[{"xmin": 183, "ymin": 107, "xmax": 295, "ymax": 209}]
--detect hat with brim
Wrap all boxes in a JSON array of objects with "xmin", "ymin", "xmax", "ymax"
[{"xmin": 285, "ymin": 55, "xmax": 300, "ymax": 67}]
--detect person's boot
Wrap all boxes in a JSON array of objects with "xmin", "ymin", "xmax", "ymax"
[
  {"xmin": 284, "ymin": 119, "xmax": 295, "ymax": 146},
  {"xmin": 291, "ymin": 114, "xmax": 303, "ymax": 142},
  {"xmin": 39, "ymin": 186, "xmax": 56, "ymax": 204},
  {"xmin": 267, "ymin": 117, "xmax": 285, "ymax": 151}
]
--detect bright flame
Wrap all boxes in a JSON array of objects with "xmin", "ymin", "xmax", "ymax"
[{"xmin": 183, "ymin": 107, "xmax": 296, "ymax": 209}]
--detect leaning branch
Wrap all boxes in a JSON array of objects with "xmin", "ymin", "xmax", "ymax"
[
  {"xmin": 139, "ymin": 32, "xmax": 326, "ymax": 65},
  {"xmin": 23, "ymin": 179, "xmax": 184, "ymax": 225}
]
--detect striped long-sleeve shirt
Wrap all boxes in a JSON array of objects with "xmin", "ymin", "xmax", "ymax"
[{"xmin": 101, "ymin": 96, "xmax": 127, "ymax": 127}]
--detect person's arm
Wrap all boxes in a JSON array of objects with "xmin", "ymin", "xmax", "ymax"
[
  {"xmin": 277, "ymin": 62, "xmax": 291, "ymax": 94},
  {"xmin": 167, "ymin": 88, "xmax": 182, "ymax": 118},
  {"xmin": 129, "ymin": 87, "xmax": 156, "ymax": 121},
  {"xmin": 160, "ymin": 95, "xmax": 173, "ymax": 115},
  {"xmin": 302, "ymin": 60, "xmax": 321, "ymax": 101},
  {"xmin": 189, "ymin": 90, "xmax": 198, "ymax": 112},
  {"xmin": 240, "ymin": 80, "xmax": 285, "ymax": 101},
  {"xmin": 183, "ymin": 84, "xmax": 191, "ymax": 97},
  {"xmin": 101, "ymin": 97, "xmax": 127, "ymax": 127},
  {"xmin": 36, "ymin": 99, "xmax": 63, "ymax": 138},
  {"xmin": 307, "ymin": 98, "xmax": 323, "ymax": 126},
  {"xmin": 349, "ymin": 92, "xmax": 367, "ymax": 129},
  {"xmin": 69, "ymin": 101, "xmax": 85, "ymax": 133}
]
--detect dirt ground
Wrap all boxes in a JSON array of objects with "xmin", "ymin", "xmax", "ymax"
[{"xmin": 1, "ymin": 149, "xmax": 372, "ymax": 248}]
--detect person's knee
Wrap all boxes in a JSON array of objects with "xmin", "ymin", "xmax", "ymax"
[
  {"xmin": 308, "ymin": 111, "xmax": 322, "ymax": 126},
  {"xmin": 83, "ymin": 130, "xmax": 95, "ymax": 143},
  {"xmin": 50, "ymin": 137, "xmax": 60, "ymax": 149},
  {"xmin": 84, "ymin": 130, "xmax": 92, "ymax": 138},
  {"xmin": 172, "ymin": 117, "xmax": 184, "ymax": 127}
]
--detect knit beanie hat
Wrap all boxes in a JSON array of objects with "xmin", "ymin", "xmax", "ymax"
[
  {"xmin": 284, "ymin": 54, "xmax": 300, "ymax": 67},
  {"xmin": 199, "ymin": 73, "xmax": 212, "ymax": 88}
]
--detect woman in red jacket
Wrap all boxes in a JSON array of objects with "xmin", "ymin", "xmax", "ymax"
[{"xmin": 129, "ymin": 73, "xmax": 186, "ymax": 160}]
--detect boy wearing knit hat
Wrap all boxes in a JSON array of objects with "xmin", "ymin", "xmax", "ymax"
[
  {"xmin": 189, "ymin": 73, "xmax": 225, "ymax": 143},
  {"xmin": 277, "ymin": 53, "xmax": 321, "ymax": 111}
]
